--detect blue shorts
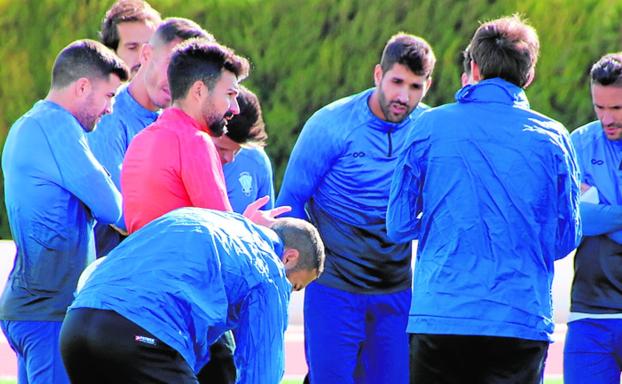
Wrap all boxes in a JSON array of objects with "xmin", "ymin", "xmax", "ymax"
[
  {"xmin": 304, "ymin": 282, "xmax": 410, "ymax": 384},
  {"xmin": 564, "ymin": 318, "xmax": 622, "ymax": 384},
  {"xmin": 1, "ymin": 320, "xmax": 69, "ymax": 384}
]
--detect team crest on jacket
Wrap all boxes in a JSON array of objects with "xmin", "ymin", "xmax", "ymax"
[{"xmin": 238, "ymin": 172, "xmax": 253, "ymax": 196}]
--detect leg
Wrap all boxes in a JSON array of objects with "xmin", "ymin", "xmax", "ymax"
[
  {"xmin": 477, "ymin": 336, "xmax": 548, "ymax": 384},
  {"xmin": 565, "ymin": 319, "xmax": 620, "ymax": 384},
  {"xmin": 304, "ymin": 282, "xmax": 366, "ymax": 384},
  {"xmin": 197, "ymin": 331, "xmax": 236, "ymax": 384},
  {"xmin": 60, "ymin": 308, "xmax": 198, "ymax": 384},
  {"xmin": 1, "ymin": 320, "xmax": 29, "ymax": 384},
  {"xmin": 409, "ymin": 333, "xmax": 473, "ymax": 384},
  {"xmin": 363, "ymin": 288, "xmax": 410, "ymax": 384},
  {"xmin": 1, "ymin": 320, "xmax": 70, "ymax": 384}
]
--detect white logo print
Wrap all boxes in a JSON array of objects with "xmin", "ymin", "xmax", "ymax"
[{"xmin": 238, "ymin": 172, "xmax": 253, "ymax": 196}]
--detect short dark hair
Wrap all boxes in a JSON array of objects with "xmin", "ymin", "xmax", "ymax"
[
  {"xmin": 469, "ymin": 15, "xmax": 539, "ymax": 87},
  {"xmin": 100, "ymin": 0, "xmax": 161, "ymax": 51},
  {"xmin": 226, "ymin": 86, "xmax": 268, "ymax": 145},
  {"xmin": 590, "ymin": 53, "xmax": 622, "ymax": 87},
  {"xmin": 380, "ymin": 33, "xmax": 436, "ymax": 78},
  {"xmin": 151, "ymin": 17, "xmax": 214, "ymax": 48},
  {"xmin": 168, "ymin": 38, "xmax": 250, "ymax": 102},
  {"xmin": 462, "ymin": 44, "xmax": 472, "ymax": 76},
  {"xmin": 272, "ymin": 218, "xmax": 325, "ymax": 273},
  {"xmin": 51, "ymin": 39, "xmax": 129, "ymax": 89}
]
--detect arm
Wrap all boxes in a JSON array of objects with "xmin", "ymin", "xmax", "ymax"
[
  {"xmin": 51, "ymin": 126, "xmax": 122, "ymax": 225},
  {"xmin": 181, "ymin": 133, "xmax": 233, "ymax": 212},
  {"xmin": 386, "ymin": 130, "xmax": 425, "ymax": 243},
  {"xmin": 580, "ymin": 202, "xmax": 622, "ymax": 236},
  {"xmin": 555, "ymin": 131, "xmax": 582, "ymax": 260},
  {"xmin": 233, "ymin": 283, "xmax": 288, "ymax": 384},
  {"xmin": 276, "ymin": 114, "xmax": 340, "ymax": 219}
]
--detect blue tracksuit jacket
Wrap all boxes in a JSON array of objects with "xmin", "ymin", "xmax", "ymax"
[
  {"xmin": 69, "ymin": 208, "xmax": 291, "ymax": 383},
  {"xmin": 277, "ymin": 88, "xmax": 428, "ymax": 293}
]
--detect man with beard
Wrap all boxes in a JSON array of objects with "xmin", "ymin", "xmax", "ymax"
[
  {"xmin": 0, "ymin": 39, "xmax": 128, "ymax": 384},
  {"xmin": 564, "ymin": 53, "xmax": 622, "ymax": 384},
  {"xmin": 387, "ymin": 16, "xmax": 581, "ymax": 383},
  {"xmin": 122, "ymin": 38, "xmax": 288, "ymax": 232},
  {"xmin": 276, "ymin": 33, "xmax": 435, "ymax": 383},
  {"xmin": 89, "ymin": 17, "xmax": 212, "ymax": 257}
]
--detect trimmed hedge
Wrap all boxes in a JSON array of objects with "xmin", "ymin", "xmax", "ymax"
[{"xmin": 0, "ymin": 0, "xmax": 621, "ymax": 238}]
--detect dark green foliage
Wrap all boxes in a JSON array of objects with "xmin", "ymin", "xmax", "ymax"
[{"xmin": 0, "ymin": 0, "xmax": 621, "ymax": 239}]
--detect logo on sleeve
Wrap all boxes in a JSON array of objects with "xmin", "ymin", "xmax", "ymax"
[
  {"xmin": 591, "ymin": 159, "xmax": 604, "ymax": 165},
  {"xmin": 238, "ymin": 172, "xmax": 253, "ymax": 196},
  {"xmin": 351, "ymin": 151, "xmax": 366, "ymax": 158}
]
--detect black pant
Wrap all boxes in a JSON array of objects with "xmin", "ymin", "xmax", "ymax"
[
  {"xmin": 410, "ymin": 333, "xmax": 548, "ymax": 384},
  {"xmin": 60, "ymin": 308, "xmax": 198, "ymax": 384},
  {"xmin": 197, "ymin": 331, "xmax": 236, "ymax": 384}
]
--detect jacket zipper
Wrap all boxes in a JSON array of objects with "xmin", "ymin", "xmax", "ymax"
[{"xmin": 387, "ymin": 128, "xmax": 393, "ymax": 157}]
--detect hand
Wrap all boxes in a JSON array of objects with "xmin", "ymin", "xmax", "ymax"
[
  {"xmin": 243, "ymin": 195, "xmax": 292, "ymax": 228},
  {"xmin": 110, "ymin": 224, "xmax": 128, "ymax": 236},
  {"xmin": 580, "ymin": 183, "xmax": 592, "ymax": 194}
]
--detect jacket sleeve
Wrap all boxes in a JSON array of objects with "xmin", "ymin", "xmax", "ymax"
[
  {"xmin": 50, "ymin": 125, "xmax": 122, "ymax": 225},
  {"xmin": 386, "ymin": 130, "xmax": 425, "ymax": 243},
  {"xmin": 580, "ymin": 203, "xmax": 622, "ymax": 236},
  {"xmin": 181, "ymin": 132, "xmax": 233, "ymax": 212},
  {"xmin": 233, "ymin": 283, "xmax": 287, "ymax": 384},
  {"xmin": 276, "ymin": 113, "xmax": 341, "ymax": 219},
  {"xmin": 555, "ymin": 130, "xmax": 582, "ymax": 260}
]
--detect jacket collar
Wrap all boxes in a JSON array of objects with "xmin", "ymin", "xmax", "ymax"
[{"xmin": 455, "ymin": 78, "xmax": 530, "ymax": 109}]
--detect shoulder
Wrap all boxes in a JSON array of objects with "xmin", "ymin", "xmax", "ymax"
[
  {"xmin": 306, "ymin": 89, "xmax": 371, "ymax": 131},
  {"xmin": 570, "ymin": 121, "xmax": 601, "ymax": 148}
]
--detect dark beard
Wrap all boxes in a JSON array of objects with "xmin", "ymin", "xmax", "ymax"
[{"xmin": 207, "ymin": 117, "xmax": 227, "ymax": 137}]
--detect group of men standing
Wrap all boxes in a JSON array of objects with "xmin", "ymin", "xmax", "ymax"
[{"xmin": 1, "ymin": 1, "xmax": 621, "ymax": 384}]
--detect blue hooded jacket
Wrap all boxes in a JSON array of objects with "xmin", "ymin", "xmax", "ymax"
[
  {"xmin": 387, "ymin": 79, "xmax": 581, "ymax": 341},
  {"xmin": 277, "ymin": 88, "xmax": 428, "ymax": 293},
  {"xmin": 70, "ymin": 208, "xmax": 291, "ymax": 383}
]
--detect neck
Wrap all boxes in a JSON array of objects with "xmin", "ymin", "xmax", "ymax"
[
  {"xmin": 368, "ymin": 89, "xmax": 386, "ymax": 120},
  {"xmin": 45, "ymin": 89, "xmax": 78, "ymax": 116},
  {"xmin": 128, "ymin": 72, "xmax": 159, "ymax": 112},
  {"xmin": 172, "ymin": 99, "xmax": 208, "ymax": 131}
]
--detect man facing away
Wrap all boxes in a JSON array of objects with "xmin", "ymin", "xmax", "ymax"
[
  {"xmin": 60, "ymin": 207, "xmax": 325, "ymax": 384},
  {"xmin": 99, "ymin": 0, "xmax": 161, "ymax": 77},
  {"xmin": 0, "ymin": 40, "xmax": 128, "ymax": 384},
  {"xmin": 277, "ymin": 33, "xmax": 435, "ymax": 383},
  {"xmin": 387, "ymin": 15, "xmax": 581, "ymax": 383},
  {"xmin": 89, "ymin": 17, "xmax": 213, "ymax": 257},
  {"xmin": 564, "ymin": 53, "xmax": 622, "ymax": 384}
]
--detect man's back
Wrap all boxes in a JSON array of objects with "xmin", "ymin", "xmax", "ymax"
[
  {"xmin": 388, "ymin": 78, "xmax": 581, "ymax": 341},
  {"xmin": 71, "ymin": 208, "xmax": 289, "ymax": 374}
]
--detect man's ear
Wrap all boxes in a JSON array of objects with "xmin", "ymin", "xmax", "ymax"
[
  {"xmin": 189, "ymin": 80, "xmax": 205, "ymax": 103},
  {"xmin": 282, "ymin": 248, "xmax": 300, "ymax": 270},
  {"xmin": 470, "ymin": 61, "xmax": 482, "ymax": 82},
  {"xmin": 373, "ymin": 64, "xmax": 383, "ymax": 87},
  {"xmin": 140, "ymin": 43, "xmax": 152, "ymax": 66},
  {"xmin": 73, "ymin": 77, "xmax": 92, "ymax": 99},
  {"xmin": 523, "ymin": 68, "xmax": 535, "ymax": 89}
]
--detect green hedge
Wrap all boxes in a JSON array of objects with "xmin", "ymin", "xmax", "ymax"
[{"xmin": 0, "ymin": 0, "xmax": 620, "ymax": 239}]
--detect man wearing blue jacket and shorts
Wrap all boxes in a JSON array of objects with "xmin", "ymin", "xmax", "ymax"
[
  {"xmin": 277, "ymin": 33, "xmax": 435, "ymax": 383},
  {"xmin": 387, "ymin": 15, "xmax": 581, "ymax": 383},
  {"xmin": 60, "ymin": 208, "xmax": 324, "ymax": 383},
  {"xmin": 564, "ymin": 53, "xmax": 622, "ymax": 384}
]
